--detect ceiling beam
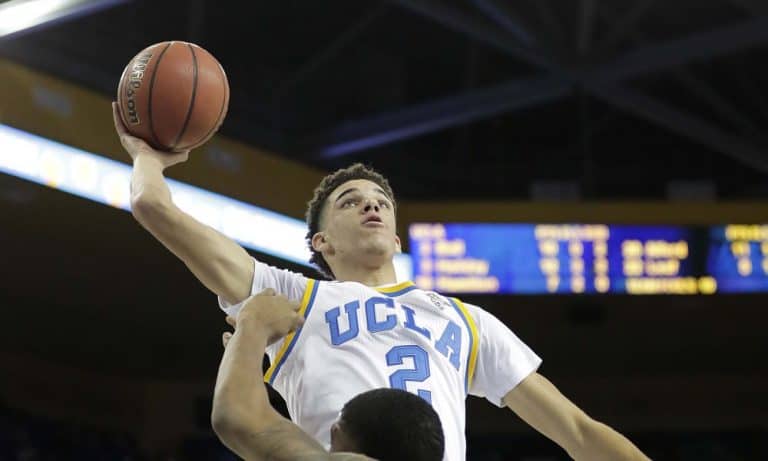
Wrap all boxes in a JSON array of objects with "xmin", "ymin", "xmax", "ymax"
[
  {"xmin": 590, "ymin": 15, "xmax": 768, "ymax": 82},
  {"xmin": 594, "ymin": 0, "xmax": 658, "ymax": 56},
  {"xmin": 317, "ymin": 76, "xmax": 571, "ymax": 158},
  {"xmin": 320, "ymin": 10, "xmax": 768, "ymax": 158},
  {"xmin": 588, "ymin": 83, "xmax": 768, "ymax": 174},
  {"xmin": 470, "ymin": 0, "xmax": 536, "ymax": 47},
  {"xmin": 388, "ymin": 0, "xmax": 556, "ymax": 71}
]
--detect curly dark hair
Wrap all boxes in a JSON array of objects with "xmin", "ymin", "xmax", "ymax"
[
  {"xmin": 340, "ymin": 388, "xmax": 444, "ymax": 461},
  {"xmin": 305, "ymin": 163, "xmax": 396, "ymax": 278}
]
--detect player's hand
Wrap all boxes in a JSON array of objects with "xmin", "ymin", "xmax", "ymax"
[
  {"xmin": 226, "ymin": 288, "xmax": 303, "ymax": 345},
  {"xmin": 112, "ymin": 102, "xmax": 189, "ymax": 169}
]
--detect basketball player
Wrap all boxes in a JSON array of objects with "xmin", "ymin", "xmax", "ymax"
[
  {"xmin": 113, "ymin": 103, "xmax": 648, "ymax": 460},
  {"xmin": 213, "ymin": 289, "xmax": 444, "ymax": 461}
]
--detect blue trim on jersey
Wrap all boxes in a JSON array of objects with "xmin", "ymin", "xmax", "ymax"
[
  {"xmin": 448, "ymin": 298, "xmax": 474, "ymax": 394},
  {"xmin": 267, "ymin": 281, "xmax": 320, "ymax": 385},
  {"xmin": 377, "ymin": 285, "xmax": 419, "ymax": 297}
]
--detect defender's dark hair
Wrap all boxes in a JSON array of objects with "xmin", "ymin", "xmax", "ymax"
[
  {"xmin": 339, "ymin": 388, "xmax": 444, "ymax": 461},
  {"xmin": 304, "ymin": 163, "xmax": 396, "ymax": 278}
]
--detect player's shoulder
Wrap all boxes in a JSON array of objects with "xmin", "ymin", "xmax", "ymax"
[{"xmin": 254, "ymin": 258, "xmax": 307, "ymax": 280}]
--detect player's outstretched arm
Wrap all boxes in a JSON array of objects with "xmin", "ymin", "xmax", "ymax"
[
  {"xmin": 112, "ymin": 103, "xmax": 253, "ymax": 304},
  {"xmin": 212, "ymin": 291, "xmax": 373, "ymax": 461},
  {"xmin": 503, "ymin": 372, "xmax": 650, "ymax": 461}
]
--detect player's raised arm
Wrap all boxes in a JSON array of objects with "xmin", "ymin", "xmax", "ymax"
[
  {"xmin": 112, "ymin": 103, "xmax": 253, "ymax": 304},
  {"xmin": 466, "ymin": 301, "xmax": 648, "ymax": 460},
  {"xmin": 503, "ymin": 373, "xmax": 649, "ymax": 461},
  {"xmin": 212, "ymin": 290, "xmax": 374, "ymax": 461}
]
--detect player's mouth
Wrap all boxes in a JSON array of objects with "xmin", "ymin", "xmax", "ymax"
[{"xmin": 361, "ymin": 214, "xmax": 385, "ymax": 227}]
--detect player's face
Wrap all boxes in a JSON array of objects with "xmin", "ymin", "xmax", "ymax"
[{"xmin": 313, "ymin": 179, "xmax": 401, "ymax": 267}]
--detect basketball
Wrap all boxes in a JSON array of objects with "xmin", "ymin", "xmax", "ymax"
[{"xmin": 116, "ymin": 41, "xmax": 229, "ymax": 152}]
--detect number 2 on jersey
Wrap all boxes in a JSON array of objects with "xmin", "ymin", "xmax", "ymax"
[{"xmin": 386, "ymin": 345, "xmax": 432, "ymax": 404}]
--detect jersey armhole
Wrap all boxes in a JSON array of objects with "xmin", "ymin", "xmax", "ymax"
[
  {"xmin": 263, "ymin": 279, "xmax": 320, "ymax": 384},
  {"xmin": 448, "ymin": 297, "xmax": 480, "ymax": 393}
]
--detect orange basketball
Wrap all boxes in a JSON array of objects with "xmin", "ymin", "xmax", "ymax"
[{"xmin": 117, "ymin": 41, "xmax": 229, "ymax": 152}]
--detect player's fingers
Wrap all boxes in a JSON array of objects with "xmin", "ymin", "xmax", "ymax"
[
  {"xmin": 112, "ymin": 102, "xmax": 128, "ymax": 135},
  {"xmin": 280, "ymin": 313, "xmax": 303, "ymax": 332},
  {"xmin": 225, "ymin": 316, "xmax": 237, "ymax": 328},
  {"xmin": 166, "ymin": 149, "xmax": 190, "ymax": 164},
  {"xmin": 258, "ymin": 288, "xmax": 276, "ymax": 296},
  {"xmin": 222, "ymin": 332, "xmax": 232, "ymax": 348},
  {"xmin": 112, "ymin": 102, "xmax": 154, "ymax": 153},
  {"xmin": 292, "ymin": 314, "xmax": 305, "ymax": 329}
]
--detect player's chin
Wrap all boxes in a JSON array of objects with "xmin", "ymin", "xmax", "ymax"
[
  {"xmin": 363, "ymin": 240, "xmax": 397, "ymax": 259},
  {"xmin": 360, "ymin": 231, "xmax": 394, "ymax": 245}
]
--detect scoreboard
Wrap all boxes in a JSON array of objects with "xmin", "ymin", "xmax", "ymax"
[{"xmin": 409, "ymin": 223, "xmax": 768, "ymax": 295}]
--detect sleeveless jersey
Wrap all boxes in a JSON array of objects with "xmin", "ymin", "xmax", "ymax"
[{"xmin": 221, "ymin": 259, "xmax": 541, "ymax": 461}]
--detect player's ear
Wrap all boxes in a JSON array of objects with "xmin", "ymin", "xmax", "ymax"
[
  {"xmin": 312, "ymin": 232, "xmax": 332, "ymax": 253},
  {"xmin": 330, "ymin": 421, "xmax": 357, "ymax": 453},
  {"xmin": 330, "ymin": 422, "xmax": 341, "ymax": 450},
  {"xmin": 394, "ymin": 235, "xmax": 402, "ymax": 253}
]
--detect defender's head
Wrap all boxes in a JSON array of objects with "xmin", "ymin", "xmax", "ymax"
[
  {"xmin": 305, "ymin": 164, "xmax": 400, "ymax": 279},
  {"xmin": 330, "ymin": 388, "xmax": 444, "ymax": 461}
]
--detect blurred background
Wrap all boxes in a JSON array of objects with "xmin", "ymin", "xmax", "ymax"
[{"xmin": 1, "ymin": 0, "xmax": 767, "ymax": 459}]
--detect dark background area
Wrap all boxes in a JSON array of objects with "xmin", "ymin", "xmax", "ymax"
[{"xmin": 4, "ymin": 0, "xmax": 768, "ymax": 200}]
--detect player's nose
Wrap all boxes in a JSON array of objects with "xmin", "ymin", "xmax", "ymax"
[{"xmin": 362, "ymin": 198, "xmax": 380, "ymax": 213}]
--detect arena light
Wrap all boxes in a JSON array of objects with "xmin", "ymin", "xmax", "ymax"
[
  {"xmin": 0, "ymin": 0, "xmax": 127, "ymax": 38},
  {"xmin": 0, "ymin": 123, "xmax": 414, "ymax": 280}
]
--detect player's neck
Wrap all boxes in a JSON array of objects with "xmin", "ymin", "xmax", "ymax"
[{"xmin": 331, "ymin": 260, "xmax": 398, "ymax": 287}]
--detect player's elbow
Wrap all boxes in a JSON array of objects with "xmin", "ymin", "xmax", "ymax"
[
  {"xmin": 212, "ymin": 391, "xmax": 278, "ymax": 455},
  {"xmin": 569, "ymin": 414, "xmax": 646, "ymax": 461},
  {"xmin": 211, "ymin": 394, "xmax": 248, "ymax": 443},
  {"xmin": 210, "ymin": 406, "xmax": 232, "ymax": 440},
  {"xmin": 130, "ymin": 190, "xmax": 172, "ymax": 225},
  {"xmin": 211, "ymin": 410, "xmax": 254, "ymax": 457},
  {"xmin": 565, "ymin": 412, "xmax": 592, "ymax": 457}
]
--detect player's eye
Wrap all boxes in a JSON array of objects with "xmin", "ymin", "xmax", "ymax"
[
  {"xmin": 342, "ymin": 199, "xmax": 358, "ymax": 208},
  {"xmin": 378, "ymin": 200, "xmax": 391, "ymax": 209}
]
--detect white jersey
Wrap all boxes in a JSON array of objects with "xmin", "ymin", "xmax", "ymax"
[{"xmin": 220, "ymin": 259, "xmax": 541, "ymax": 461}]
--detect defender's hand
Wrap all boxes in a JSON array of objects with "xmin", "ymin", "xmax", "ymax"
[
  {"xmin": 225, "ymin": 289, "xmax": 303, "ymax": 346},
  {"xmin": 112, "ymin": 102, "xmax": 189, "ymax": 169}
]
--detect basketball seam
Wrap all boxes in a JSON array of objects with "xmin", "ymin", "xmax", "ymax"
[
  {"xmin": 171, "ymin": 43, "xmax": 199, "ymax": 151},
  {"xmin": 181, "ymin": 59, "xmax": 228, "ymax": 150},
  {"xmin": 147, "ymin": 42, "xmax": 173, "ymax": 149}
]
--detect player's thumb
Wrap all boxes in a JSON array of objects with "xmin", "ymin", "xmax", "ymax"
[
  {"xmin": 112, "ymin": 102, "xmax": 126, "ymax": 131},
  {"xmin": 258, "ymin": 288, "xmax": 276, "ymax": 296}
]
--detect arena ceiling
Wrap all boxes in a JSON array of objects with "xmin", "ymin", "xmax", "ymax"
[{"xmin": 2, "ymin": 0, "xmax": 768, "ymax": 200}]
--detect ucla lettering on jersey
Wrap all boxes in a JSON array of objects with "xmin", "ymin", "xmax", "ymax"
[
  {"xmin": 263, "ymin": 279, "xmax": 479, "ymax": 461},
  {"xmin": 219, "ymin": 258, "xmax": 543, "ymax": 461}
]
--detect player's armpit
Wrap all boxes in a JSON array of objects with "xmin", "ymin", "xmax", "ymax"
[
  {"xmin": 502, "ymin": 372, "xmax": 649, "ymax": 461},
  {"xmin": 130, "ymin": 176, "xmax": 254, "ymax": 304}
]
